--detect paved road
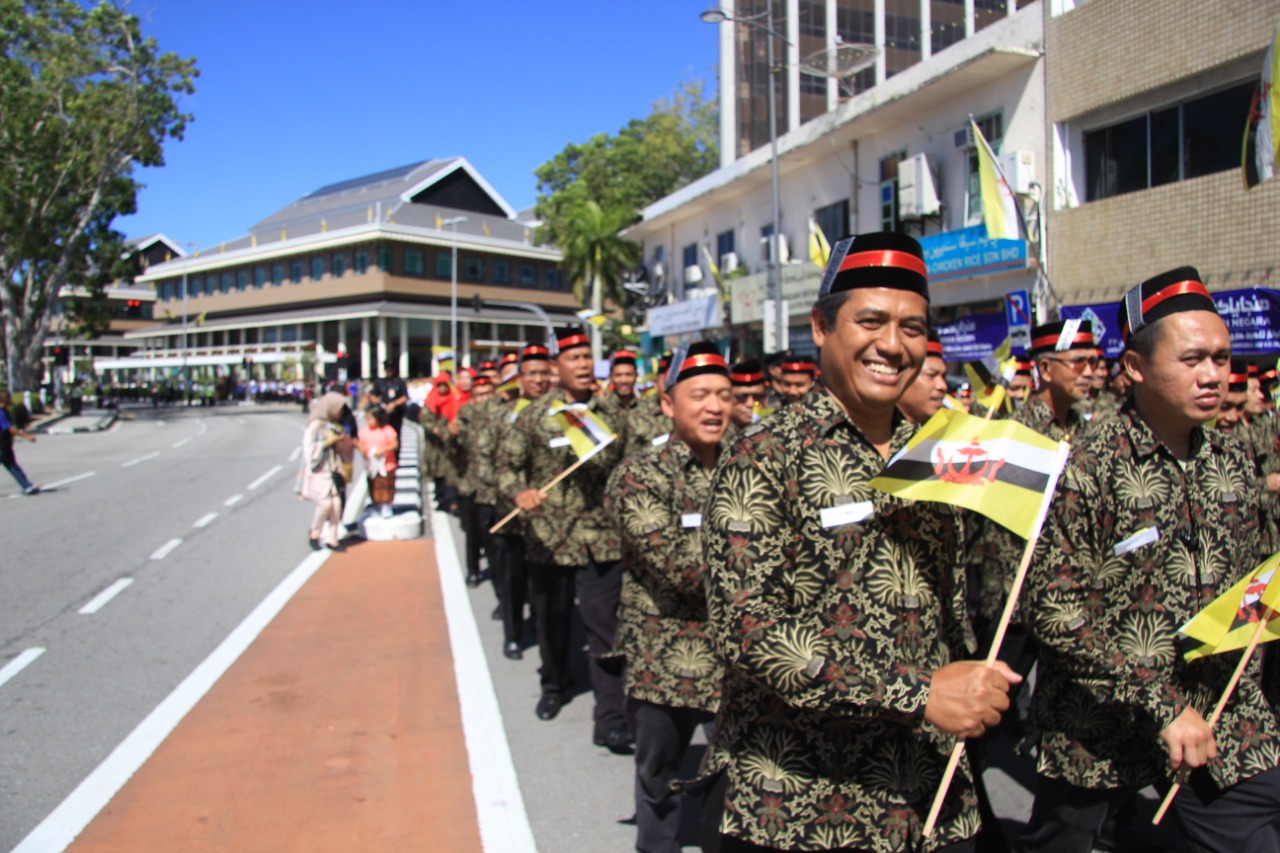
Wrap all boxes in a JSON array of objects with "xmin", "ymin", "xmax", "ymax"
[{"xmin": 0, "ymin": 404, "xmax": 312, "ymax": 850}]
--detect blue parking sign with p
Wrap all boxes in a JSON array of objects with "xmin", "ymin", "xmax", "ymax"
[{"xmin": 1005, "ymin": 289, "xmax": 1031, "ymax": 351}]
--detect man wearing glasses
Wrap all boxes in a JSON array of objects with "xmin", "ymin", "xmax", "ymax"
[
  {"xmin": 1013, "ymin": 320, "xmax": 1100, "ymax": 441},
  {"xmin": 728, "ymin": 358, "xmax": 769, "ymax": 429}
]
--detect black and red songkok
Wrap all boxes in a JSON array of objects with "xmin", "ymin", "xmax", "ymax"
[
  {"xmin": 1118, "ymin": 266, "xmax": 1217, "ymax": 341},
  {"xmin": 818, "ymin": 231, "xmax": 929, "ymax": 302}
]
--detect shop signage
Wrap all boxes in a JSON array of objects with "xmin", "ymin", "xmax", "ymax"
[
  {"xmin": 919, "ymin": 225, "xmax": 1027, "ymax": 283},
  {"xmin": 729, "ymin": 266, "xmax": 822, "ymax": 324},
  {"xmin": 648, "ymin": 294, "xmax": 723, "ymax": 337},
  {"xmin": 935, "ymin": 311, "xmax": 1009, "ymax": 363},
  {"xmin": 1060, "ymin": 302, "xmax": 1122, "ymax": 358}
]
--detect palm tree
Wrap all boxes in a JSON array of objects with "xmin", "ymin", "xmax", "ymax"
[{"xmin": 559, "ymin": 200, "xmax": 640, "ymax": 360}]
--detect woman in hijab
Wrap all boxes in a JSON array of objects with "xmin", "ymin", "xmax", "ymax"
[{"xmin": 301, "ymin": 391, "xmax": 351, "ymax": 550}]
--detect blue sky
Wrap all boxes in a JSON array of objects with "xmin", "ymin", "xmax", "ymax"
[{"xmin": 118, "ymin": 0, "xmax": 719, "ymax": 251}]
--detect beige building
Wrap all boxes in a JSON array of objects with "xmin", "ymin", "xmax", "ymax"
[
  {"xmin": 1044, "ymin": 0, "xmax": 1280, "ymax": 309},
  {"xmin": 111, "ymin": 158, "xmax": 579, "ymax": 382}
]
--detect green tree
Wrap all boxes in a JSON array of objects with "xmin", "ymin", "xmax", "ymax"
[
  {"xmin": 0, "ymin": 0, "xmax": 198, "ymax": 390},
  {"xmin": 559, "ymin": 201, "xmax": 641, "ymax": 357}
]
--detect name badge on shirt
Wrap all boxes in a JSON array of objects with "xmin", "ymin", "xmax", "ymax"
[
  {"xmin": 549, "ymin": 436, "xmax": 571, "ymax": 449},
  {"xmin": 681, "ymin": 513, "xmax": 703, "ymax": 528},
  {"xmin": 819, "ymin": 501, "xmax": 874, "ymax": 529},
  {"xmin": 1114, "ymin": 526, "xmax": 1159, "ymax": 556},
  {"xmin": 651, "ymin": 433, "xmax": 670, "ymax": 446}
]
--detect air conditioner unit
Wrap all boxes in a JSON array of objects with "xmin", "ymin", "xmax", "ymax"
[
  {"xmin": 954, "ymin": 125, "xmax": 975, "ymax": 149},
  {"xmin": 719, "ymin": 252, "xmax": 739, "ymax": 274},
  {"xmin": 1000, "ymin": 150, "xmax": 1036, "ymax": 194},
  {"xmin": 684, "ymin": 264, "xmax": 704, "ymax": 284},
  {"xmin": 897, "ymin": 153, "xmax": 941, "ymax": 218}
]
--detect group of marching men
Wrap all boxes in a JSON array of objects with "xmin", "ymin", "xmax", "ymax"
[{"xmin": 411, "ymin": 229, "xmax": 1280, "ymax": 853}]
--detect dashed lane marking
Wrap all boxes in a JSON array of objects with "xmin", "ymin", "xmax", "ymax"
[
  {"xmin": 42, "ymin": 472, "xmax": 96, "ymax": 490},
  {"xmin": 0, "ymin": 648, "xmax": 46, "ymax": 691},
  {"xmin": 224, "ymin": 494, "xmax": 244, "ymax": 507},
  {"xmin": 288, "ymin": 446, "xmax": 301, "ymax": 462},
  {"xmin": 122, "ymin": 452, "xmax": 161, "ymax": 468},
  {"xmin": 247, "ymin": 465, "xmax": 282, "ymax": 491},
  {"xmin": 149, "ymin": 538, "xmax": 183, "ymax": 561},
  {"xmin": 172, "ymin": 437, "xmax": 192, "ymax": 448},
  {"xmin": 193, "ymin": 512, "xmax": 218, "ymax": 529},
  {"xmin": 78, "ymin": 579, "xmax": 134, "ymax": 615}
]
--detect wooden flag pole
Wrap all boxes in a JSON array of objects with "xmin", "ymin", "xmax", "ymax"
[
  {"xmin": 1150, "ymin": 610, "xmax": 1273, "ymax": 825},
  {"xmin": 922, "ymin": 441, "xmax": 1072, "ymax": 837},
  {"xmin": 488, "ymin": 453, "xmax": 595, "ymax": 534}
]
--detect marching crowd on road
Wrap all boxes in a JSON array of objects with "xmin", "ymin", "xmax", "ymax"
[{"xmin": 297, "ymin": 230, "xmax": 1280, "ymax": 853}]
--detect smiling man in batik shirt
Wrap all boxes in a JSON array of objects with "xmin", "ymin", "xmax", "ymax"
[
  {"xmin": 607, "ymin": 340, "xmax": 733, "ymax": 853},
  {"xmin": 1022, "ymin": 267, "xmax": 1280, "ymax": 853},
  {"xmin": 701, "ymin": 232, "xmax": 1020, "ymax": 853}
]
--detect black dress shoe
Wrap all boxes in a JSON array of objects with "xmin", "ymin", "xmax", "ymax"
[
  {"xmin": 490, "ymin": 605, "xmax": 502, "ymax": 621},
  {"xmin": 535, "ymin": 692, "xmax": 563, "ymax": 720},
  {"xmin": 308, "ymin": 536, "xmax": 321, "ymax": 551},
  {"xmin": 593, "ymin": 727, "xmax": 635, "ymax": 755},
  {"xmin": 465, "ymin": 572, "xmax": 482, "ymax": 587},
  {"xmin": 503, "ymin": 641, "xmax": 523, "ymax": 660}
]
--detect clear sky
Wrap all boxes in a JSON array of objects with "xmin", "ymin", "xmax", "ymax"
[{"xmin": 117, "ymin": 0, "xmax": 719, "ymax": 252}]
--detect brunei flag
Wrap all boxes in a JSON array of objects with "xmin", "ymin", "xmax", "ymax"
[
  {"xmin": 963, "ymin": 362, "xmax": 1008, "ymax": 414},
  {"xmin": 548, "ymin": 403, "xmax": 616, "ymax": 462},
  {"xmin": 1178, "ymin": 553, "xmax": 1280, "ymax": 661},
  {"xmin": 575, "ymin": 308, "xmax": 609, "ymax": 329},
  {"xmin": 808, "ymin": 216, "xmax": 832, "ymax": 269},
  {"xmin": 869, "ymin": 408, "xmax": 1069, "ymax": 538},
  {"xmin": 972, "ymin": 118, "xmax": 1022, "ymax": 241},
  {"xmin": 752, "ymin": 402, "xmax": 775, "ymax": 423}
]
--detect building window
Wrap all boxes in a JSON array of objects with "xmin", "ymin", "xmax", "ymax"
[
  {"xmin": 1083, "ymin": 80, "xmax": 1254, "ymax": 202},
  {"xmin": 715, "ymin": 230, "xmax": 735, "ymax": 261},
  {"xmin": 353, "ymin": 249, "xmax": 368, "ymax": 275},
  {"xmin": 682, "ymin": 243, "xmax": 697, "ymax": 270},
  {"xmin": 799, "ymin": 0, "xmax": 825, "ymax": 37},
  {"xmin": 220, "ymin": 272, "xmax": 232, "ymax": 294},
  {"xmin": 881, "ymin": 149, "xmax": 908, "ymax": 232},
  {"xmin": 801, "ymin": 74, "xmax": 827, "ymax": 96},
  {"xmin": 289, "ymin": 260, "xmax": 304, "ymax": 283},
  {"xmin": 254, "ymin": 266, "xmax": 266, "ymax": 288},
  {"xmin": 159, "ymin": 281, "xmax": 172, "ymax": 301},
  {"xmin": 204, "ymin": 275, "xmax": 217, "ymax": 296},
  {"xmin": 377, "ymin": 246, "xmax": 392, "ymax": 273},
  {"xmin": 546, "ymin": 269, "xmax": 562, "ymax": 290},
  {"xmin": 465, "ymin": 257, "xmax": 483, "ymax": 282},
  {"xmin": 814, "ymin": 199, "xmax": 850, "ymax": 245},
  {"xmin": 271, "ymin": 263, "xmax": 284, "ymax": 286},
  {"xmin": 966, "ymin": 113, "xmax": 1003, "ymax": 224},
  {"xmin": 404, "ymin": 248, "xmax": 424, "ymax": 277},
  {"xmin": 236, "ymin": 270, "xmax": 249, "ymax": 291},
  {"xmin": 493, "ymin": 259, "xmax": 509, "ymax": 284},
  {"xmin": 311, "ymin": 256, "xmax": 325, "ymax": 281},
  {"xmin": 332, "ymin": 253, "xmax": 346, "ymax": 277},
  {"xmin": 435, "ymin": 252, "xmax": 452, "ymax": 279},
  {"xmin": 519, "ymin": 264, "xmax": 535, "ymax": 287}
]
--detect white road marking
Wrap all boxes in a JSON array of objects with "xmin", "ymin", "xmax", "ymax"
[
  {"xmin": 156, "ymin": 421, "xmax": 166, "ymax": 427},
  {"xmin": 149, "ymin": 538, "xmax": 183, "ymax": 561},
  {"xmin": 78, "ymin": 579, "xmax": 134, "ymax": 615},
  {"xmin": 12, "ymin": 550, "xmax": 330, "ymax": 853},
  {"xmin": 106, "ymin": 422, "xmax": 122, "ymax": 433},
  {"xmin": 247, "ymin": 465, "xmax": 282, "ymax": 491},
  {"xmin": 42, "ymin": 471, "xmax": 96, "ymax": 490},
  {"xmin": 193, "ymin": 512, "xmax": 218, "ymax": 529},
  {"xmin": 224, "ymin": 493, "xmax": 244, "ymax": 507},
  {"xmin": 431, "ymin": 501, "xmax": 536, "ymax": 853},
  {"xmin": 0, "ymin": 648, "xmax": 45, "ymax": 691},
  {"xmin": 172, "ymin": 437, "xmax": 192, "ymax": 448},
  {"xmin": 288, "ymin": 445, "xmax": 301, "ymax": 462},
  {"xmin": 197, "ymin": 419, "xmax": 208, "ymax": 436},
  {"xmin": 121, "ymin": 451, "xmax": 160, "ymax": 468}
]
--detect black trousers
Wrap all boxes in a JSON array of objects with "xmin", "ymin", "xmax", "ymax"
[
  {"xmin": 528, "ymin": 558, "xmax": 626, "ymax": 732},
  {"xmin": 1021, "ymin": 766, "xmax": 1280, "ymax": 853},
  {"xmin": 626, "ymin": 698, "xmax": 714, "ymax": 853},
  {"xmin": 491, "ymin": 531, "xmax": 528, "ymax": 645},
  {"xmin": 458, "ymin": 494, "xmax": 481, "ymax": 579}
]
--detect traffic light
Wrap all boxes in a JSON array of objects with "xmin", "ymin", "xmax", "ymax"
[
  {"xmin": 52, "ymin": 346, "xmax": 68, "ymax": 366},
  {"xmin": 471, "ymin": 294, "xmax": 483, "ymax": 313}
]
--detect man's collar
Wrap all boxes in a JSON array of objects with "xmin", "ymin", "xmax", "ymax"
[
  {"xmin": 1122, "ymin": 402, "xmax": 1212, "ymax": 461},
  {"xmin": 810, "ymin": 389, "xmax": 914, "ymax": 447}
]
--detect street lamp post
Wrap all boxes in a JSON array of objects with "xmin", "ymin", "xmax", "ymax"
[
  {"xmin": 702, "ymin": 2, "xmax": 789, "ymax": 354},
  {"xmin": 442, "ymin": 215, "xmax": 468, "ymax": 366}
]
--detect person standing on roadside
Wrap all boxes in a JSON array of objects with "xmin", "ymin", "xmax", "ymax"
[
  {"xmin": 0, "ymin": 389, "xmax": 39, "ymax": 495},
  {"xmin": 300, "ymin": 391, "xmax": 351, "ymax": 549},
  {"xmin": 370, "ymin": 361, "xmax": 410, "ymax": 434}
]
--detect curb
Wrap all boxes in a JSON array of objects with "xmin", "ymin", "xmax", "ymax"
[{"xmin": 44, "ymin": 411, "xmax": 118, "ymax": 435}]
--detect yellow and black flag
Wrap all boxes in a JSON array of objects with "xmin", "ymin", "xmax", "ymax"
[
  {"xmin": 548, "ymin": 403, "xmax": 616, "ymax": 462},
  {"xmin": 869, "ymin": 408, "xmax": 1069, "ymax": 538},
  {"xmin": 1178, "ymin": 553, "xmax": 1280, "ymax": 660}
]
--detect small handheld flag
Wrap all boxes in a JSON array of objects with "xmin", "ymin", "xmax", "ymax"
[
  {"xmin": 1178, "ymin": 552, "xmax": 1280, "ymax": 660},
  {"xmin": 575, "ymin": 308, "xmax": 609, "ymax": 329},
  {"xmin": 548, "ymin": 403, "xmax": 617, "ymax": 462}
]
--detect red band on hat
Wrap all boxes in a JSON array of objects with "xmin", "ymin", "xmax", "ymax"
[
  {"xmin": 927, "ymin": 341, "xmax": 944, "ymax": 357},
  {"xmin": 521, "ymin": 345, "xmax": 550, "ymax": 358},
  {"xmin": 680, "ymin": 354, "xmax": 728, "ymax": 373},
  {"xmin": 1031, "ymin": 331, "xmax": 1094, "ymax": 350},
  {"xmin": 1248, "ymin": 363, "xmax": 1259, "ymax": 377},
  {"xmin": 1141, "ymin": 280, "xmax": 1212, "ymax": 318},
  {"xmin": 1229, "ymin": 372, "xmax": 1248, "ymax": 384},
  {"xmin": 731, "ymin": 371, "xmax": 766, "ymax": 384},
  {"xmin": 500, "ymin": 353, "xmax": 519, "ymax": 363},
  {"xmin": 781, "ymin": 360, "xmax": 816, "ymax": 373},
  {"xmin": 1262, "ymin": 369, "xmax": 1279, "ymax": 381},
  {"xmin": 610, "ymin": 351, "xmax": 636, "ymax": 362},
  {"xmin": 839, "ymin": 249, "xmax": 928, "ymax": 277},
  {"xmin": 557, "ymin": 334, "xmax": 589, "ymax": 350}
]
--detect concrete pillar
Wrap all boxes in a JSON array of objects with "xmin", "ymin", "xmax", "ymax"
[
  {"xmin": 461, "ymin": 318, "xmax": 471, "ymax": 368},
  {"xmin": 398, "ymin": 317, "xmax": 409, "ymax": 377},
  {"xmin": 376, "ymin": 316, "xmax": 389, "ymax": 378},
  {"xmin": 315, "ymin": 322, "xmax": 324, "ymax": 351},
  {"xmin": 337, "ymin": 318, "xmax": 348, "ymax": 354},
  {"xmin": 431, "ymin": 319, "xmax": 441, "ymax": 355},
  {"xmin": 360, "ymin": 317, "xmax": 372, "ymax": 379}
]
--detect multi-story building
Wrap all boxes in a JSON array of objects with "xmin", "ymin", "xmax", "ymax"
[
  {"xmin": 110, "ymin": 157, "xmax": 579, "ymax": 382},
  {"xmin": 633, "ymin": 0, "xmax": 1046, "ymax": 356}
]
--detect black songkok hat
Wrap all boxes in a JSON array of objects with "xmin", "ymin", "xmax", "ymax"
[
  {"xmin": 551, "ymin": 327, "xmax": 591, "ymax": 356},
  {"xmin": 926, "ymin": 329, "xmax": 944, "ymax": 359},
  {"xmin": 610, "ymin": 350, "xmax": 637, "ymax": 367},
  {"xmin": 477, "ymin": 360, "xmax": 498, "ymax": 372},
  {"xmin": 499, "ymin": 352, "xmax": 519, "ymax": 367},
  {"xmin": 1118, "ymin": 267, "xmax": 1217, "ymax": 341},
  {"xmin": 657, "ymin": 351, "xmax": 674, "ymax": 374},
  {"xmin": 730, "ymin": 358, "xmax": 765, "ymax": 386},
  {"xmin": 1228, "ymin": 359, "xmax": 1250, "ymax": 392},
  {"xmin": 1029, "ymin": 320, "xmax": 1095, "ymax": 357},
  {"xmin": 666, "ymin": 341, "xmax": 729, "ymax": 388},
  {"xmin": 519, "ymin": 344, "xmax": 550, "ymax": 364},
  {"xmin": 818, "ymin": 231, "xmax": 929, "ymax": 301},
  {"xmin": 779, "ymin": 354, "xmax": 817, "ymax": 376}
]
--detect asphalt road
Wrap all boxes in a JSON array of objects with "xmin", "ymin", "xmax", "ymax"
[{"xmin": 0, "ymin": 403, "xmax": 313, "ymax": 850}]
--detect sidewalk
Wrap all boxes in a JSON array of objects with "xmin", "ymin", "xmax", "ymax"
[{"xmin": 63, "ymin": 540, "xmax": 482, "ymax": 853}]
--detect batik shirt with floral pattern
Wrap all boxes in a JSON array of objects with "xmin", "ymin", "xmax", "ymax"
[
  {"xmin": 1027, "ymin": 403, "xmax": 1280, "ymax": 790},
  {"xmin": 607, "ymin": 437, "xmax": 722, "ymax": 712},
  {"xmin": 496, "ymin": 390, "xmax": 627, "ymax": 567},
  {"xmin": 458, "ymin": 397, "xmax": 505, "ymax": 506},
  {"xmin": 701, "ymin": 390, "xmax": 977, "ymax": 852}
]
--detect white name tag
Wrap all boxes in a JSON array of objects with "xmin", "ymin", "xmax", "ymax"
[
  {"xmin": 651, "ymin": 433, "xmax": 670, "ymax": 446},
  {"xmin": 819, "ymin": 501, "xmax": 874, "ymax": 529},
  {"xmin": 549, "ymin": 436, "xmax": 571, "ymax": 448},
  {"xmin": 681, "ymin": 513, "xmax": 703, "ymax": 528},
  {"xmin": 1114, "ymin": 526, "xmax": 1159, "ymax": 556}
]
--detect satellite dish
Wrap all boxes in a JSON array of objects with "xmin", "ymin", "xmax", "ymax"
[{"xmin": 799, "ymin": 42, "xmax": 879, "ymax": 97}]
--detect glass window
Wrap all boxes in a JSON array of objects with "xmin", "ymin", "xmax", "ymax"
[
  {"xmin": 682, "ymin": 244, "xmax": 698, "ymax": 270},
  {"xmin": 204, "ymin": 275, "xmax": 217, "ymax": 296},
  {"xmin": 236, "ymin": 270, "xmax": 249, "ymax": 291},
  {"xmin": 353, "ymin": 249, "xmax": 368, "ymax": 274},
  {"xmin": 880, "ymin": 150, "xmax": 907, "ymax": 231},
  {"xmin": 1183, "ymin": 82, "xmax": 1254, "ymax": 179},
  {"xmin": 254, "ymin": 266, "xmax": 266, "ymax": 288},
  {"xmin": 493, "ymin": 259, "xmax": 510, "ymax": 284},
  {"xmin": 186, "ymin": 276, "xmax": 199, "ymax": 297},
  {"xmin": 814, "ymin": 199, "xmax": 849, "ymax": 244},
  {"xmin": 799, "ymin": 0, "xmax": 825, "ymax": 37},
  {"xmin": 931, "ymin": 0, "xmax": 965, "ymax": 53},
  {"xmin": 404, "ymin": 248, "xmax": 424, "ymax": 277},
  {"xmin": 332, "ymin": 253, "xmax": 346, "ymax": 277},
  {"xmin": 965, "ymin": 115, "xmax": 1002, "ymax": 223},
  {"xmin": 1085, "ymin": 115, "xmax": 1148, "ymax": 201},
  {"xmin": 159, "ymin": 281, "xmax": 172, "ymax": 301},
  {"xmin": 220, "ymin": 272, "xmax": 232, "ymax": 294},
  {"xmin": 546, "ymin": 269, "xmax": 562, "ymax": 290},
  {"xmin": 519, "ymin": 265, "xmax": 535, "ymax": 287},
  {"xmin": 311, "ymin": 256, "xmax": 325, "ymax": 281},
  {"xmin": 377, "ymin": 246, "xmax": 392, "ymax": 273},
  {"xmin": 716, "ymin": 230, "xmax": 735, "ymax": 260},
  {"xmin": 1150, "ymin": 107, "xmax": 1180, "ymax": 187},
  {"xmin": 271, "ymin": 263, "xmax": 284, "ymax": 286},
  {"xmin": 289, "ymin": 260, "xmax": 303, "ymax": 283},
  {"xmin": 435, "ymin": 252, "xmax": 452, "ymax": 279},
  {"xmin": 465, "ymin": 257, "xmax": 483, "ymax": 282}
]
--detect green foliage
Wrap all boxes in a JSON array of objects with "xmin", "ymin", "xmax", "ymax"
[
  {"xmin": 559, "ymin": 201, "xmax": 640, "ymax": 310},
  {"xmin": 0, "ymin": 0, "xmax": 198, "ymax": 389}
]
